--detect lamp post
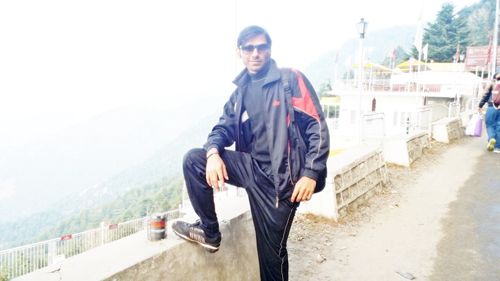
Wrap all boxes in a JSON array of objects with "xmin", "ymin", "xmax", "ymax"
[
  {"xmin": 357, "ymin": 18, "xmax": 367, "ymax": 143},
  {"xmin": 357, "ymin": 18, "xmax": 367, "ymax": 88}
]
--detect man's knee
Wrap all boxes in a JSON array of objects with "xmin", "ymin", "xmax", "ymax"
[{"xmin": 183, "ymin": 148, "xmax": 206, "ymax": 170}]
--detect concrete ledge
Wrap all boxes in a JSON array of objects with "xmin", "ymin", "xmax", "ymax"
[
  {"xmin": 107, "ymin": 211, "xmax": 258, "ymax": 281},
  {"xmin": 299, "ymin": 144, "xmax": 388, "ymax": 220},
  {"xmin": 432, "ymin": 117, "xmax": 463, "ymax": 143},
  {"xmin": 16, "ymin": 194, "xmax": 258, "ymax": 281},
  {"xmin": 333, "ymin": 146, "xmax": 388, "ymax": 218},
  {"xmin": 383, "ymin": 131, "xmax": 430, "ymax": 167}
]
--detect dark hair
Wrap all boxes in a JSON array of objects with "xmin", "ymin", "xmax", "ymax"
[
  {"xmin": 495, "ymin": 72, "xmax": 500, "ymax": 80},
  {"xmin": 237, "ymin": 25, "xmax": 272, "ymax": 47}
]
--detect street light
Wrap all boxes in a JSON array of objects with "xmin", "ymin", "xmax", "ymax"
[
  {"xmin": 356, "ymin": 18, "xmax": 367, "ymax": 88},
  {"xmin": 357, "ymin": 18, "xmax": 367, "ymax": 39},
  {"xmin": 357, "ymin": 18, "xmax": 367, "ymax": 143}
]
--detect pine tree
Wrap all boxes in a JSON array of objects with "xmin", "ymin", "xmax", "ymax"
[
  {"xmin": 424, "ymin": 3, "xmax": 470, "ymax": 62},
  {"xmin": 382, "ymin": 46, "xmax": 409, "ymax": 67},
  {"xmin": 461, "ymin": 0, "xmax": 495, "ymax": 46}
]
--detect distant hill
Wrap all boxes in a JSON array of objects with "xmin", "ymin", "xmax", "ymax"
[
  {"xmin": 305, "ymin": 25, "xmax": 415, "ymax": 89},
  {"xmin": 0, "ymin": 96, "xmax": 224, "ymax": 223},
  {"xmin": 0, "ymin": 104, "xmax": 220, "ymax": 249}
]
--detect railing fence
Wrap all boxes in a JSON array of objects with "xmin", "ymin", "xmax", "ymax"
[{"xmin": 0, "ymin": 209, "xmax": 180, "ymax": 280}]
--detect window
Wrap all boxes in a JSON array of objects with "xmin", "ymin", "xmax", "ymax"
[{"xmin": 324, "ymin": 105, "xmax": 340, "ymax": 119}]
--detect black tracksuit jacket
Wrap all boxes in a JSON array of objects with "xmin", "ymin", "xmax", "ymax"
[{"xmin": 204, "ymin": 60, "xmax": 330, "ymax": 204}]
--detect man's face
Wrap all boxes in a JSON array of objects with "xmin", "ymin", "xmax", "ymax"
[{"xmin": 239, "ymin": 34, "xmax": 271, "ymax": 75}]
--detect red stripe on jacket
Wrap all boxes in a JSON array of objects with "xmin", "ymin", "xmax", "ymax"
[{"xmin": 291, "ymin": 70, "xmax": 320, "ymax": 121}]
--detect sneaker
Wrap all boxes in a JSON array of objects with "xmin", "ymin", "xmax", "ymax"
[
  {"xmin": 487, "ymin": 138, "xmax": 496, "ymax": 151},
  {"xmin": 494, "ymin": 148, "xmax": 500, "ymax": 154},
  {"xmin": 172, "ymin": 220, "xmax": 221, "ymax": 253}
]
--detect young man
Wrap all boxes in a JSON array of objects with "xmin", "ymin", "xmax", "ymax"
[
  {"xmin": 479, "ymin": 72, "xmax": 500, "ymax": 153},
  {"xmin": 172, "ymin": 25, "xmax": 330, "ymax": 281}
]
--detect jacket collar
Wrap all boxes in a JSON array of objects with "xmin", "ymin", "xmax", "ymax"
[{"xmin": 233, "ymin": 59, "xmax": 281, "ymax": 87}]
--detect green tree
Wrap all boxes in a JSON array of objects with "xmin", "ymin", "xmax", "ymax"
[
  {"xmin": 461, "ymin": 0, "xmax": 495, "ymax": 46},
  {"xmin": 317, "ymin": 81, "xmax": 332, "ymax": 97},
  {"xmin": 424, "ymin": 3, "xmax": 470, "ymax": 62},
  {"xmin": 382, "ymin": 46, "xmax": 409, "ymax": 67}
]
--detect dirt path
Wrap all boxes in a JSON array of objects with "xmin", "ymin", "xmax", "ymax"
[{"xmin": 288, "ymin": 137, "xmax": 486, "ymax": 281}]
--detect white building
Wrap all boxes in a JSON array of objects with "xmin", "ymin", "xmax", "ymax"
[{"xmin": 324, "ymin": 71, "xmax": 483, "ymax": 149}]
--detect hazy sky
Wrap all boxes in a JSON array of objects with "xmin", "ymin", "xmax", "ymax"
[{"xmin": 0, "ymin": 0, "xmax": 479, "ymax": 148}]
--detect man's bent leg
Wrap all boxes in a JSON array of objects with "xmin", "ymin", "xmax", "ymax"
[
  {"xmin": 183, "ymin": 148, "xmax": 219, "ymax": 234},
  {"xmin": 183, "ymin": 148, "xmax": 253, "ymax": 234}
]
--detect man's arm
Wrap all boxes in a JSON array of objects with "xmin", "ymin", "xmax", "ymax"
[
  {"xmin": 203, "ymin": 92, "xmax": 238, "ymax": 191},
  {"xmin": 203, "ymin": 91, "xmax": 239, "ymax": 153},
  {"xmin": 289, "ymin": 70, "xmax": 330, "ymax": 202},
  {"xmin": 479, "ymin": 82, "xmax": 493, "ymax": 111}
]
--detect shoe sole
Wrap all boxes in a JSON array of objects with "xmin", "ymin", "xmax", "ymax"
[
  {"xmin": 172, "ymin": 228, "xmax": 220, "ymax": 253},
  {"xmin": 488, "ymin": 139, "xmax": 496, "ymax": 151}
]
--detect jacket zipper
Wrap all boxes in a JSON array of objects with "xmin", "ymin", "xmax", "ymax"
[{"xmin": 287, "ymin": 140, "xmax": 295, "ymax": 186}]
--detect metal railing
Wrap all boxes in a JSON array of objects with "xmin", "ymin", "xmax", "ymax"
[
  {"xmin": 331, "ymin": 78, "xmax": 471, "ymax": 93},
  {"xmin": 0, "ymin": 209, "xmax": 180, "ymax": 280}
]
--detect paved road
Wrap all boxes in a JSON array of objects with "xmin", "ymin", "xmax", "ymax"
[{"xmin": 430, "ymin": 140, "xmax": 500, "ymax": 280}]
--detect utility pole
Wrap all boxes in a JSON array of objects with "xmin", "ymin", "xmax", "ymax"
[{"xmin": 357, "ymin": 18, "xmax": 367, "ymax": 144}]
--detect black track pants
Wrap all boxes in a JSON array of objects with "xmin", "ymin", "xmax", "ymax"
[{"xmin": 183, "ymin": 148, "xmax": 297, "ymax": 281}]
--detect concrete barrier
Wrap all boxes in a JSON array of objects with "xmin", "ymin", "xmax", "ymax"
[
  {"xmin": 383, "ymin": 131, "xmax": 430, "ymax": 167},
  {"xmin": 107, "ymin": 212, "xmax": 258, "ymax": 281},
  {"xmin": 300, "ymin": 145, "xmax": 388, "ymax": 220},
  {"xmin": 334, "ymin": 148, "xmax": 388, "ymax": 218},
  {"xmin": 15, "ymin": 196, "xmax": 258, "ymax": 281},
  {"xmin": 431, "ymin": 117, "xmax": 463, "ymax": 143}
]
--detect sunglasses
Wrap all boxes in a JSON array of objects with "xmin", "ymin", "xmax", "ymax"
[{"xmin": 240, "ymin": 43, "xmax": 270, "ymax": 54}]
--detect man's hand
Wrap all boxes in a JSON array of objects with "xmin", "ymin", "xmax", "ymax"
[
  {"xmin": 290, "ymin": 176, "xmax": 316, "ymax": 202},
  {"xmin": 205, "ymin": 153, "xmax": 228, "ymax": 192}
]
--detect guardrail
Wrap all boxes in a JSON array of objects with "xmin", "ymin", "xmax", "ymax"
[{"xmin": 0, "ymin": 209, "xmax": 180, "ymax": 280}]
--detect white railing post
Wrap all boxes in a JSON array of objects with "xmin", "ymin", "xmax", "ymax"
[
  {"xmin": 100, "ymin": 221, "xmax": 106, "ymax": 246},
  {"xmin": 47, "ymin": 240, "xmax": 57, "ymax": 266}
]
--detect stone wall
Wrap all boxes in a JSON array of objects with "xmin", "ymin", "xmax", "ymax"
[
  {"xmin": 333, "ymin": 149, "xmax": 388, "ymax": 218},
  {"xmin": 431, "ymin": 117, "xmax": 463, "ymax": 143},
  {"xmin": 383, "ymin": 132, "xmax": 430, "ymax": 167}
]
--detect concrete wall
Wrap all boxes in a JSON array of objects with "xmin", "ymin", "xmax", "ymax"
[
  {"xmin": 107, "ymin": 212, "xmax": 258, "ymax": 281},
  {"xmin": 15, "ymin": 209, "xmax": 259, "ymax": 281},
  {"xmin": 432, "ymin": 117, "xmax": 463, "ymax": 143},
  {"xmin": 383, "ymin": 132, "xmax": 430, "ymax": 167},
  {"xmin": 299, "ymin": 145, "xmax": 389, "ymax": 220},
  {"xmin": 334, "ymin": 148, "xmax": 388, "ymax": 218}
]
